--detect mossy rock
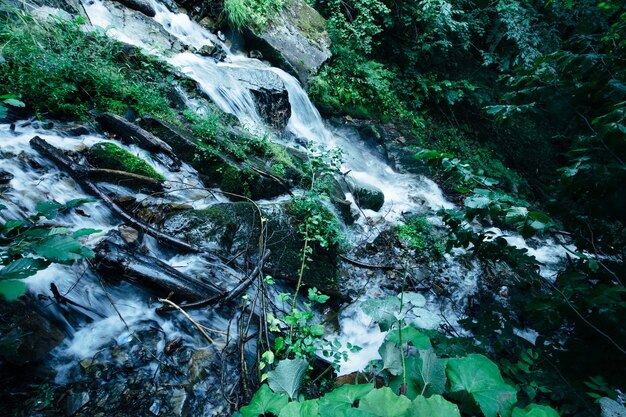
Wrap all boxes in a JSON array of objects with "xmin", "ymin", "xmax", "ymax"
[
  {"xmin": 161, "ymin": 202, "xmax": 339, "ymax": 293},
  {"xmin": 87, "ymin": 142, "xmax": 164, "ymax": 180}
]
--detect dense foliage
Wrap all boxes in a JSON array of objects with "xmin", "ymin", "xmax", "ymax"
[{"xmin": 305, "ymin": 0, "xmax": 626, "ymax": 416}]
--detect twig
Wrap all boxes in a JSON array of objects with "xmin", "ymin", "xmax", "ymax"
[{"xmin": 158, "ymin": 297, "xmax": 216, "ymax": 345}]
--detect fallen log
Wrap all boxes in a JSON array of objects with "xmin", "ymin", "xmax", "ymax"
[
  {"xmin": 88, "ymin": 168, "xmax": 164, "ymax": 191},
  {"xmin": 30, "ymin": 136, "xmax": 214, "ymax": 256},
  {"xmin": 156, "ymin": 249, "xmax": 271, "ymax": 313},
  {"xmin": 96, "ymin": 112, "xmax": 181, "ymax": 171},
  {"xmin": 94, "ymin": 236, "xmax": 225, "ymax": 301},
  {"xmin": 339, "ymin": 254, "xmax": 399, "ymax": 270}
]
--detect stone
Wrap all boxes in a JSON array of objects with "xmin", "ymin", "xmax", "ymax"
[
  {"xmin": 65, "ymin": 392, "xmax": 90, "ymax": 416},
  {"xmin": 119, "ymin": 226, "xmax": 140, "ymax": 245},
  {"xmin": 162, "ymin": 202, "xmax": 340, "ymax": 292},
  {"xmin": 31, "ymin": 5, "xmax": 73, "ymax": 21},
  {"xmin": 344, "ymin": 176, "xmax": 385, "ymax": 212},
  {"xmin": 169, "ymin": 389, "xmax": 188, "ymax": 417},
  {"xmin": 113, "ymin": 0, "xmax": 156, "ymax": 17},
  {"xmin": 230, "ymin": 67, "xmax": 291, "ymax": 129},
  {"xmin": 0, "ymin": 169, "xmax": 14, "ymax": 185},
  {"xmin": 196, "ymin": 43, "xmax": 227, "ymax": 61},
  {"xmin": 248, "ymin": 50, "xmax": 263, "ymax": 60},
  {"xmin": 242, "ymin": 0, "xmax": 331, "ymax": 85}
]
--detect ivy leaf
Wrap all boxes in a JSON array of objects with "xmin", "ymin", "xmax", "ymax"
[
  {"xmin": 64, "ymin": 198, "xmax": 96, "ymax": 208},
  {"xmin": 413, "ymin": 349, "xmax": 446, "ymax": 397},
  {"xmin": 319, "ymin": 384, "xmax": 374, "ymax": 416},
  {"xmin": 361, "ymin": 296, "xmax": 401, "ymax": 331},
  {"xmin": 240, "ymin": 385, "xmax": 288, "ymax": 417},
  {"xmin": 268, "ymin": 358, "xmax": 308, "ymax": 400},
  {"xmin": 512, "ymin": 404, "xmax": 560, "ymax": 417},
  {"xmin": 447, "ymin": 354, "xmax": 517, "ymax": 417},
  {"xmin": 0, "ymin": 258, "xmax": 49, "ymax": 279},
  {"xmin": 3, "ymin": 98, "xmax": 25, "ymax": 108},
  {"xmin": 378, "ymin": 341, "xmax": 403, "ymax": 376},
  {"xmin": 358, "ymin": 387, "xmax": 411, "ymax": 417},
  {"xmin": 407, "ymin": 395, "xmax": 461, "ymax": 417},
  {"xmin": 278, "ymin": 399, "xmax": 319, "ymax": 417},
  {"xmin": 0, "ymin": 280, "xmax": 27, "ymax": 301}
]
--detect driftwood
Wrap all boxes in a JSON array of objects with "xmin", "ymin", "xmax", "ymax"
[
  {"xmin": 156, "ymin": 249, "xmax": 271, "ymax": 313},
  {"xmin": 94, "ymin": 237, "xmax": 224, "ymax": 301},
  {"xmin": 30, "ymin": 136, "xmax": 213, "ymax": 255},
  {"xmin": 96, "ymin": 112, "xmax": 181, "ymax": 171}
]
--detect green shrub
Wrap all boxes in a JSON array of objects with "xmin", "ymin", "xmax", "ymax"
[
  {"xmin": 0, "ymin": 15, "xmax": 173, "ymax": 120},
  {"xmin": 88, "ymin": 142, "xmax": 165, "ymax": 180},
  {"xmin": 224, "ymin": 0, "xmax": 284, "ymax": 31}
]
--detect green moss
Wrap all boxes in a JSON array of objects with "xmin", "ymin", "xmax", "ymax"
[
  {"xmin": 0, "ymin": 16, "xmax": 175, "ymax": 120},
  {"xmin": 396, "ymin": 215, "xmax": 446, "ymax": 260},
  {"xmin": 88, "ymin": 142, "xmax": 165, "ymax": 181}
]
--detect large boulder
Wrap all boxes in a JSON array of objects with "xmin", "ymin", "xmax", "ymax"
[
  {"xmin": 113, "ymin": 0, "xmax": 156, "ymax": 17},
  {"xmin": 242, "ymin": 0, "xmax": 331, "ymax": 86},
  {"xmin": 161, "ymin": 202, "xmax": 340, "ymax": 292},
  {"xmin": 343, "ymin": 175, "xmax": 385, "ymax": 212}
]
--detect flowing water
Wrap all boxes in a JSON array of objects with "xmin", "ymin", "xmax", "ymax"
[{"xmin": 1, "ymin": 0, "xmax": 574, "ymax": 411}]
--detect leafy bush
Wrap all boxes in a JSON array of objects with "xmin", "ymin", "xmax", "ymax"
[
  {"xmin": 0, "ymin": 15, "xmax": 173, "ymax": 120},
  {"xmin": 0, "ymin": 200, "xmax": 99, "ymax": 301},
  {"xmin": 224, "ymin": 0, "xmax": 284, "ymax": 31}
]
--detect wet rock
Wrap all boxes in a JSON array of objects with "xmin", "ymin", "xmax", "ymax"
[
  {"xmin": 230, "ymin": 68, "xmax": 291, "ymax": 129},
  {"xmin": 32, "ymin": 5, "xmax": 72, "ymax": 21},
  {"xmin": 137, "ymin": 116, "xmax": 294, "ymax": 199},
  {"xmin": 118, "ymin": 226, "xmax": 140, "ymax": 245},
  {"xmin": 0, "ymin": 297, "xmax": 64, "ymax": 365},
  {"xmin": 0, "ymin": 169, "xmax": 14, "ymax": 185},
  {"xmin": 113, "ymin": 0, "xmax": 155, "ymax": 17},
  {"xmin": 344, "ymin": 176, "xmax": 385, "ymax": 212},
  {"xmin": 249, "ymin": 50, "xmax": 263, "ymax": 60},
  {"xmin": 189, "ymin": 348, "xmax": 214, "ymax": 383},
  {"xmin": 196, "ymin": 43, "xmax": 227, "ymax": 61},
  {"xmin": 241, "ymin": 0, "xmax": 331, "ymax": 85},
  {"xmin": 162, "ymin": 202, "xmax": 340, "ymax": 293},
  {"xmin": 66, "ymin": 392, "xmax": 90, "ymax": 416},
  {"xmin": 169, "ymin": 389, "xmax": 188, "ymax": 417}
]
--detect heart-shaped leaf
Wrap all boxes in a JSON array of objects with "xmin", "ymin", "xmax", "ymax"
[{"xmin": 268, "ymin": 358, "xmax": 308, "ymax": 400}]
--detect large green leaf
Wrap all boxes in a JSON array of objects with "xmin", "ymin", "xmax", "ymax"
[
  {"xmin": 319, "ymin": 384, "xmax": 374, "ymax": 417},
  {"xmin": 361, "ymin": 296, "xmax": 401, "ymax": 331},
  {"xmin": 0, "ymin": 280, "xmax": 27, "ymax": 301},
  {"xmin": 386, "ymin": 325, "xmax": 431, "ymax": 349},
  {"xmin": 464, "ymin": 194, "xmax": 491, "ymax": 210},
  {"xmin": 35, "ymin": 201, "xmax": 63, "ymax": 220},
  {"xmin": 268, "ymin": 358, "xmax": 308, "ymax": 400},
  {"xmin": 511, "ymin": 404, "xmax": 560, "ymax": 417},
  {"xmin": 407, "ymin": 395, "xmax": 461, "ymax": 417},
  {"xmin": 358, "ymin": 387, "xmax": 411, "ymax": 417},
  {"xmin": 0, "ymin": 258, "xmax": 49, "ymax": 279},
  {"xmin": 32, "ymin": 235, "xmax": 93, "ymax": 262},
  {"xmin": 278, "ymin": 399, "xmax": 320, "ymax": 417},
  {"xmin": 446, "ymin": 354, "xmax": 517, "ymax": 417},
  {"xmin": 378, "ymin": 341, "xmax": 403, "ymax": 376},
  {"xmin": 240, "ymin": 384, "xmax": 289, "ymax": 417},
  {"xmin": 505, "ymin": 207, "xmax": 528, "ymax": 224},
  {"xmin": 413, "ymin": 349, "xmax": 446, "ymax": 397}
]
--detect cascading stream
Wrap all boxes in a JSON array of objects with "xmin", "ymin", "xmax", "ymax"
[{"xmin": 10, "ymin": 0, "xmax": 574, "ymax": 388}]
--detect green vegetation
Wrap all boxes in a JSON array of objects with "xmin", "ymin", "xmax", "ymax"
[
  {"xmin": 0, "ymin": 15, "xmax": 174, "ymax": 120},
  {"xmin": 0, "ymin": 200, "xmax": 99, "ymax": 301},
  {"xmin": 396, "ymin": 215, "xmax": 445, "ymax": 259},
  {"xmin": 87, "ymin": 142, "xmax": 165, "ymax": 181},
  {"xmin": 224, "ymin": 0, "xmax": 284, "ymax": 31}
]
